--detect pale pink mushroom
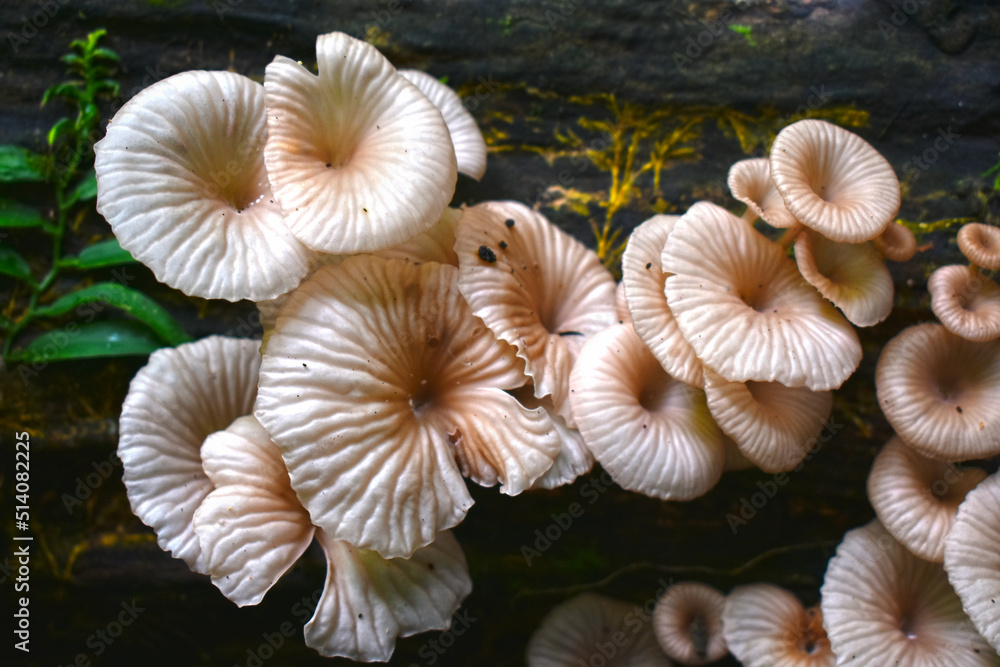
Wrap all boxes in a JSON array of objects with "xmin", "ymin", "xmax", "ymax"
[
  {"xmin": 263, "ymin": 31, "xmax": 457, "ymax": 254},
  {"xmin": 652, "ymin": 581, "xmax": 728, "ymax": 664},
  {"xmin": 957, "ymin": 223, "xmax": 1000, "ymax": 270},
  {"xmin": 928, "ymin": 264, "xmax": 1000, "ymax": 342},
  {"xmin": 728, "ymin": 157, "xmax": 800, "ymax": 228},
  {"xmin": 873, "ymin": 221, "xmax": 918, "ymax": 262}
]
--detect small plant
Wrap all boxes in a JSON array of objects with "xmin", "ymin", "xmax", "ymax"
[{"xmin": 1, "ymin": 29, "xmax": 189, "ymax": 380}]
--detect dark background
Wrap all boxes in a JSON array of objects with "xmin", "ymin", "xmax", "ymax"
[{"xmin": 1, "ymin": 1, "xmax": 999, "ymax": 665}]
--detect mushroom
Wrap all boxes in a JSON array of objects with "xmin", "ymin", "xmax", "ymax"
[
  {"xmin": 254, "ymin": 254, "xmax": 559, "ymax": 558},
  {"xmin": 192, "ymin": 415, "xmax": 472, "ymax": 662},
  {"xmin": 875, "ymin": 323, "xmax": 1000, "ymax": 461},
  {"xmin": 867, "ymin": 436, "xmax": 987, "ymax": 562},
  {"xmin": 621, "ymin": 213, "xmax": 703, "ymax": 388},
  {"xmin": 263, "ymin": 31, "xmax": 457, "ymax": 254},
  {"xmin": 376, "ymin": 206, "xmax": 463, "ymax": 266},
  {"xmin": 793, "ymin": 229, "xmax": 894, "ymax": 327},
  {"xmin": 957, "ymin": 223, "xmax": 1000, "ymax": 271},
  {"xmin": 94, "ymin": 70, "xmax": 310, "ymax": 301},
  {"xmin": 943, "ymin": 471, "xmax": 1000, "ymax": 654},
  {"xmin": 526, "ymin": 593, "xmax": 672, "ymax": 666},
  {"xmin": 117, "ymin": 336, "xmax": 261, "ymax": 572},
  {"xmin": 569, "ymin": 323, "xmax": 727, "ymax": 500},
  {"xmin": 728, "ymin": 157, "xmax": 801, "ymax": 229},
  {"xmin": 660, "ymin": 201, "xmax": 862, "ymax": 392},
  {"xmin": 722, "ymin": 583, "xmax": 834, "ymax": 667},
  {"xmin": 703, "ymin": 367, "xmax": 833, "ymax": 473},
  {"xmin": 652, "ymin": 581, "xmax": 728, "ymax": 665},
  {"xmin": 769, "ymin": 119, "xmax": 900, "ymax": 243},
  {"xmin": 928, "ymin": 264, "xmax": 1000, "ymax": 342},
  {"xmin": 873, "ymin": 221, "xmax": 918, "ymax": 262},
  {"xmin": 398, "ymin": 69, "xmax": 487, "ymax": 180},
  {"xmin": 454, "ymin": 200, "xmax": 618, "ymax": 426},
  {"xmin": 821, "ymin": 519, "xmax": 994, "ymax": 666}
]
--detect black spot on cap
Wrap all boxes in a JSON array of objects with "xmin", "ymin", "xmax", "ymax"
[
  {"xmin": 478, "ymin": 245, "xmax": 497, "ymax": 262},
  {"xmin": 499, "ymin": 240, "xmax": 508, "ymax": 249},
  {"xmin": 505, "ymin": 218, "xmax": 515, "ymax": 228}
]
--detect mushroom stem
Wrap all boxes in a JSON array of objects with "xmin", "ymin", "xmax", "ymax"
[
  {"xmin": 740, "ymin": 207, "xmax": 760, "ymax": 225},
  {"xmin": 777, "ymin": 223, "xmax": 803, "ymax": 249}
]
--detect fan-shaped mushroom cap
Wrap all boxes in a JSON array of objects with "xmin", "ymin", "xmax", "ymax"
[
  {"xmin": 621, "ymin": 213, "xmax": 703, "ymax": 388},
  {"xmin": 652, "ymin": 581, "xmax": 727, "ymax": 665},
  {"xmin": 526, "ymin": 593, "xmax": 672, "ymax": 666},
  {"xmin": 867, "ymin": 436, "xmax": 987, "ymax": 563},
  {"xmin": 194, "ymin": 415, "xmax": 315, "ymax": 605},
  {"xmin": 876, "ymin": 323, "xmax": 1000, "ymax": 461},
  {"xmin": 118, "ymin": 336, "xmax": 261, "ymax": 572},
  {"xmin": 507, "ymin": 384, "xmax": 594, "ymax": 490},
  {"xmin": 929, "ymin": 265, "xmax": 1000, "ymax": 342},
  {"xmin": 399, "ymin": 69, "xmax": 487, "ymax": 180},
  {"xmin": 455, "ymin": 200, "xmax": 618, "ymax": 426},
  {"xmin": 95, "ymin": 70, "xmax": 309, "ymax": 301},
  {"xmin": 821, "ymin": 519, "xmax": 995, "ymax": 666},
  {"xmin": 722, "ymin": 583, "xmax": 834, "ymax": 667},
  {"xmin": 255, "ymin": 254, "xmax": 559, "ymax": 558},
  {"xmin": 873, "ymin": 221, "xmax": 918, "ymax": 262},
  {"xmin": 376, "ymin": 206, "xmax": 463, "ymax": 267},
  {"xmin": 793, "ymin": 230, "xmax": 894, "ymax": 327},
  {"xmin": 569, "ymin": 324, "xmax": 727, "ymax": 500},
  {"xmin": 661, "ymin": 201, "xmax": 862, "ymax": 391},
  {"xmin": 703, "ymin": 367, "xmax": 833, "ymax": 473},
  {"xmin": 263, "ymin": 31, "xmax": 456, "ymax": 254},
  {"xmin": 958, "ymin": 223, "xmax": 1000, "ymax": 270},
  {"xmin": 769, "ymin": 120, "xmax": 900, "ymax": 243},
  {"xmin": 728, "ymin": 157, "xmax": 800, "ymax": 228},
  {"xmin": 944, "ymin": 471, "xmax": 1000, "ymax": 654},
  {"xmin": 615, "ymin": 281, "xmax": 632, "ymax": 325}
]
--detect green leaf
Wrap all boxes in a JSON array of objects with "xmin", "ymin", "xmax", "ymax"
[
  {"xmin": 60, "ymin": 238, "xmax": 136, "ymax": 269},
  {"xmin": 14, "ymin": 320, "xmax": 165, "ymax": 362},
  {"xmin": 42, "ymin": 82, "xmax": 84, "ymax": 106},
  {"xmin": 66, "ymin": 171, "xmax": 98, "ymax": 205},
  {"xmin": 33, "ymin": 282, "xmax": 190, "ymax": 346},
  {"xmin": 91, "ymin": 47, "xmax": 120, "ymax": 63},
  {"xmin": 0, "ymin": 245, "xmax": 34, "ymax": 283},
  {"xmin": 0, "ymin": 198, "xmax": 46, "ymax": 228},
  {"xmin": 47, "ymin": 117, "xmax": 75, "ymax": 147},
  {"xmin": 0, "ymin": 145, "xmax": 46, "ymax": 183}
]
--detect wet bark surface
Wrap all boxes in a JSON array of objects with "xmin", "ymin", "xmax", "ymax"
[{"xmin": 2, "ymin": 1, "xmax": 1000, "ymax": 665}]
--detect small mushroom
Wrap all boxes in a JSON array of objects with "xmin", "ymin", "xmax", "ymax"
[
  {"xmin": 928, "ymin": 264, "xmax": 1000, "ymax": 342},
  {"xmin": 722, "ymin": 583, "xmax": 834, "ymax": 667},
  {"xmin": 957, "ymin": 223, "xmax": 1000, "ymax": 271},
  {"xmin": 769, "ymin": 119, "xmax": 900, "ymax": 243},
  {"xmin": 873, "ymin": 221, "xmax": 918, "ymax": 262},
  {"xmin": 263, "ymin": 31, "xmax": 457, "ymax": 254},
  {"xmin": 652, "ymin": 581, "xmax": 728, "ymax": 665},
  {"xmin": 728, "ymin": 157, "xmax": 801, "ymax": 229}
]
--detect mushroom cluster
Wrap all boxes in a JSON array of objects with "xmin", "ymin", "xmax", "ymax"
[{"xmin": 99, "ymin": 25, "xmax": 1000, "ymax": 662}]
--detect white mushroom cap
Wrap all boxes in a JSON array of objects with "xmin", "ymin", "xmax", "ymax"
[
  {"xmin": 526, "ymin": 593, "xmax": 672, "ymax": 666},
  {"xmin": 876, "ymin": 323, "xmax": 1000, "ymax": 461},
  {"xmin": 661, "ymin": 201, "xmax": 862, "ymax": 391},
  {"xmin": 263, "ymin": 31, "xmax": 457, "ymax": 254},
  {"xmin": 769, "ymin": 119, "xmax": 900, "ymax": 243},
  {"xmin": 821, "ymin": 519, "xmax": 994, "ymax": 666},
  {"xmin": 255, "ymin": 254, "xmax": 559, "ymax": 558},
  {"xmin": 722, "ymin": 583, "xmax": 834, "ymax": 667},
  {"xmin": 455, "ymin": 200, "xmax": 618, "ymax": 426},
  {"xmin": 793, "ymin": 230, "xmax": 894, "ymax": 327},
  {"xmin": 873, "ymin": 221, "xmax": 918, "ymax": 262},
  {"xmin": 652, "ymin": 581, "xmax": 728, "ymax": 665},
  {"xmin": 118, "ymin": 336, "xmax": 261, "ymax": 573},
  {"xmin": 569, "ymin": 324, "xmax": 727, "ymax": 500},
  {"xmin": 867, "ymin": 436, "xmax": 987, "ymax": 563},
  {"xmin": 399, "ymin": 69, "xmax": 487, "ymax": 180},
  {"xmin": 944, "ymin": 471, "xmax": 1000, "ymax": 654},
  {"xmin": 194, "ymin": 415, "xmax": 315, "ymax": 606},
  {"xmin": 728, "ymin": 157, "xmax": 800, "ymax": 228},
  {"xmin": 703, "ymin": 367, "xmax": 833, "ymax": 473},
  {"xmin": 95, "ymin": 70, "xmax": 310, "ymax": 301},
  {"xmin": 376, "ymin": 206, "xmax": 463, "ymax": 266},
  {"xmin": 928, "ymin": 264, "xmax": 1000, "ymax": 342},
  {"xmin": 621, "ymin": 213, "xmax": 703, "ymax": 388},
  {"xmin": 957, "ymin": 223, "xmax": 1000, "ymax": 270}
]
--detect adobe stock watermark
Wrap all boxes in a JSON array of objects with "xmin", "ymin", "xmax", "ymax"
[
  {"xmin": 406, "ymin": 609, "xmax": 476, "ymax": 666},
  {"xmin": 520, "ymin": 469, "xmax": 615, "ymax": 566},
  {"xmin": 234, "ymin": 587, "xmax": 323, "ymax": 667},
  {"xmin": 62, "ymin": 450, "xmax": 122, "ymax": 515},
  {"xmin": 726, "ymin": 414, "xmax": 844, "ymax": 535},
  {"xmin": 671, "ymin": 0, "xmax": 760, "ymax": 71},
  {"xmin": 58, "ymin": 599, "xmax": 145, "ymax": 667},
  {"xmin": 577, "ymin": 578, "xmax": 675, "ymax": 667},
  {"xmin": 877, "ymin": 0, "xmax": 930, "ymax": 41},
  {"xmin": 345, "ymin": 0, "xmax": 411, "ymax": 41},
  {"xmin": 901, "ymin": 126, "xmax": 960, "ymax": 183},
  {"xmin": 7, "ymin": 0, "xmax": 72, "ymax": 54}
]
